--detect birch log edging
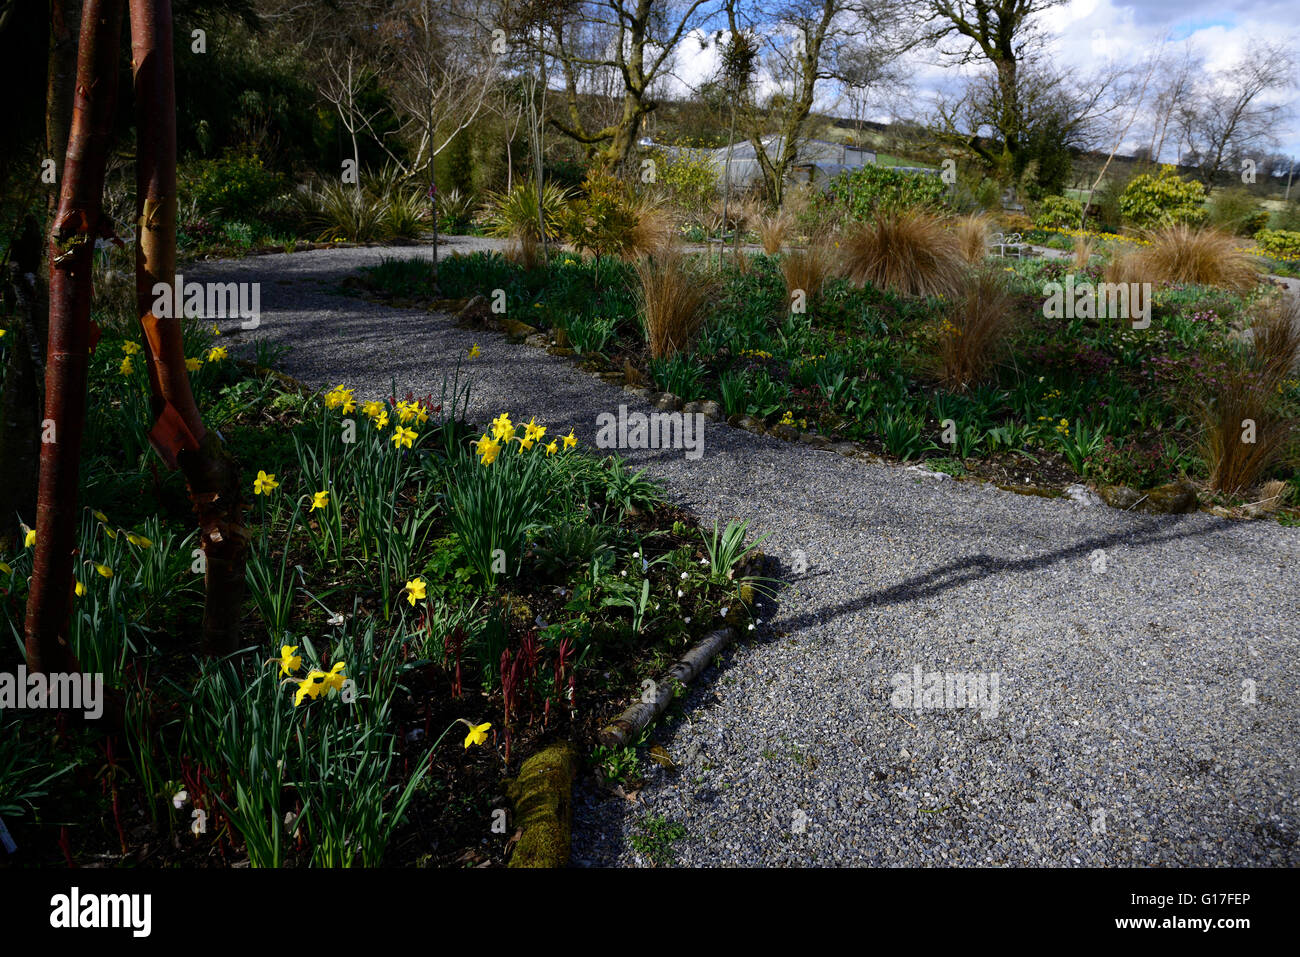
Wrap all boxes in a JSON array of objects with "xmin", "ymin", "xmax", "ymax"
[{"xmin": 597, "ymin": 625, "xmax": 738, "ymax": 748}]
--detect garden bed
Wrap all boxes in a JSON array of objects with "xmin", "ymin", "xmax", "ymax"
[
  {"xmin": 0, "ymin": 326, "xmax": 769, "ymax": 867},
  {"xmin": 348, "ymin": 249, "xmax": 1300, "ymax": 524}
]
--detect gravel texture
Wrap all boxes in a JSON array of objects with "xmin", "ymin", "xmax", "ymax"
[{"xmin": 190, "ymin": 240, "xmax": 1300, "ymax": 867}]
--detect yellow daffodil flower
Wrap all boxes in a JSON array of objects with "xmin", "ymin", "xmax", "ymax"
[
  {"xmin": 294, "ymin": 671, "xmax": 328, "ymax": 706},
  {"xmin": 0, "ymin": 561, "xmax": 11, "ymax": 575},
  {"xmin": 74, "ymin": 580, "xmax": 85, "ymax": 597},
  {"xmin": 121, "ymin": 341, "xmax": 142, "ymax": 355},
  {"xmin": 517, "ymin": 435, "xmax": 535, "ymax": 452},
  {"xmin": 94, "ymin": 564, "xmax": 113, "ymax": 579},
  {"xmin": 373, "ymin": 410, "xmax": 389, "ymax": 429},
  {"xmin": 119, "ymin": 356, "xmax": 134, "ymax": 375},
  {"xmin": 92, "ymin": 510, "xmax": 109, "ymax": 523},
  {"xmin": 545, "ymin": 440, "xmax": 558, "ymax": 455},
  {"xmin": 391, "ymin": 425, "xmax": 416, "ymax": 449},
  {"xmin": 253, "ymin": 470, "xmax": 279, "ymax": 495},
  {"xmin": 491, "ymin": 412, "xmax": 515, "ymax": 442},
  {"xmin": 523, "ymin": 418, "xmax": 546, "ymax": 443},
  {"xmin": 322, "ymin": 661, "xmax": 347, "ymax": 695},
  {"xmin": 395, "ymin": 400, "xmax": 418, "ymax": 424},
  {"xmin": 310, "ymin": 490, "xmax": 330, "ymax": 511},
  {"xmin": 473, "ymin": 433, "xmax": 501, "ymax": 465},
  {"xmin": 464, "ymin": 722, "xmax": 491, "ymax": 748},
  {"xmin": 468, "ymin": 344, "xmax": 481, "ymax": 359},
  {"xmin": 562, "ymin": 429, "xmax": 577, "ymax": 450},
  {"xmin": 126, "ymin": 532, "xmax": 152, "ymax": 548},
  {"xmin": 24, "ymin": 529, "xmax": 35, "ymax": 548},
  {"xmin": 361, "ymin": 399, "xmax": 385, "ymax": 418},
  {"xmin": 207, "ymin": 346, "xmax": 228, "ymax": 362},
  {"xmin": 406, "ymin": 577, "xmax": 427, "ymax": 606},
  {"xmin": 185, "ymin": 357, "xmax": 203, "ymax": 372},
  {"xmin": 278, "ymin": 645, "xmax": 302, "ymax": 676}
]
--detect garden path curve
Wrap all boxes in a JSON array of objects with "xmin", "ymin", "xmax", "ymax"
[{"xmin": 189, "ymin": 239, "xmax": 1299, "ymax": 866}]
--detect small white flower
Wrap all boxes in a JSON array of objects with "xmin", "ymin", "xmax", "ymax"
[
  {"xmin": 620, "ymin": 570, "xmax": 627, "ymax": 577},
  {"xmin": 677, "ymin": 589, "xmax": 684, "ymax": 598},
  {"xmin": 680, "ymin": 572, "xmax": 688, "ymax": 580},
  {"xmin": 684, "ymin": 616, "xmax": 691, "ymax": 624},
  {"xmin": 327, "ymin": 612, "xmax": 344, "ymax": 627},
  {"xmin": 720, "ymin": 606, "xmax": 729, "ymax": 617},
  {"xmin": 641, "ymin": 558, "xmax": 648, "ymax": 572},
  {"xmin": 172, "ymin": 789, "xmax": 188, "ymax": 809},
  {"xmin": 700, "ymin": 558, "xmax": 709, "ymax": 566},
  {"xmin": 632, "ymin": 551, "xmax": 639, "ymax": 558},
  {"xmin": 747, "ymin": 623, "xmax": 755, "ymax": 631}
]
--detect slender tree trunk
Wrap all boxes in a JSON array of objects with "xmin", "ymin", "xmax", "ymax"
[
  {"xmin": 131, "ymin": 0, "xmax": 249, "ymax": 656},
  {"xmin": 25, "ymin": 0, "xmax": 124, "ymax": 675},
  {"xmin": 46, "ymin": 0, "xmax": 82, "ymax": 220}
]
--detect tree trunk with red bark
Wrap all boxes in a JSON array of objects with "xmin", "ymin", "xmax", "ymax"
[
  {"xmin": 130, "ymin": 0, "xmax": 248, "ymax": 656},
  {"xmin": 24, "ymin": 0, "xmax": 125, "ymax": 674}
]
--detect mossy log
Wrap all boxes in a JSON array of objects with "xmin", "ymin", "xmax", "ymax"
[{"xmin": 506, "ymin": 741, "xmax": 577, "ymax": 868}]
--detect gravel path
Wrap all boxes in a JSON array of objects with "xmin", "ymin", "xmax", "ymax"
[{"xmin": 191, "ymin": 240, "xmax": 1300, "ymax": 867}]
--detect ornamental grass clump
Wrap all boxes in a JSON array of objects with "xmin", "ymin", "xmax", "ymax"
[
  {"xmin": 779, "ymin": 235, "xmax": 834, "ymax": 311},
  {"xmin": 635, "ymin": 245, "xmax": 711, "ymax": 359},
  {"xmin": 933, "ymin": 267, "xmax": 1017, "ymax": 391},
  {"xmin": 839, "ymin": 210, "xmax": 966, "ymax": 298},
  {"xmin": 1200, "ymin": 296, "xmax": 1300, "ymax": 494},
  {"xmin": 953, "ymin": 213, "xmax": 991, "ymax": 264},
  {"xmin": 1118, "ymin": 225, "xmax": 1259, "ymax": 293}
]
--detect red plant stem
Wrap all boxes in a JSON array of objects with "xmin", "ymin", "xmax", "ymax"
[
  {"xmin": 25, "ymin": 0, "xmax": 125, "ymax": 675},
  {"xmin": 59, "ymin": 826, "xmax": 75, "ymax": 867}
]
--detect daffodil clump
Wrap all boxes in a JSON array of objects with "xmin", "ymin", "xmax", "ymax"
[
  {"xmin": 471, "ymin": 412, "xmax": 576, "ymax": 466},
  {"xmin": 275, "ymin": 645, "xmax": 349, "ymax": 706}
]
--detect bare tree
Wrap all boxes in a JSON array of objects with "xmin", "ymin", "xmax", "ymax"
[
  {"xmin": 540, "ymin": 0, "xmax": 720, "ymax": 175},
  {"xmin": 723, "ymin": 0, "xmax": 912, "ymax": 204},
  {"xmin": 1145, "ymin": 40, "xmax": 1200, "ymax": 164},
  {"xmin": 1175, "ymin": 40, "xmax": 1297, "ymax": 186},
  {"xmin": 924, "ymin": 0, "xmax": 1067, "ymax": 181}
]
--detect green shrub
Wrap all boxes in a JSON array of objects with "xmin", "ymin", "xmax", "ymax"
[
  {"xmin": 1118, "ymin": 166, "xmax": 1207, "ymax": 230},
  {"xmin": 652, "ymin": 148, "xmax": 718, "ymax": 212},
  {"xmin": 1270, "ymin": 202, "xmax": 1300, "ymax": 232},
  {"xmin": 1207, "ymin": 189, "xmax": 1269, "ymax": 236},
  {"xmin": 483, "ymin": 180, "xmax": 572, "ymax": 241},
  {"xmin": 182, "ymin": 151, "xmax": 284, "ymax": 221},
  {"xmin": 1255, "ymin": 228, "xmax": 1300, "ymax": 260},
  {"xmin": 1033, "ymin": 194, "xmax": 1084, "ymax": 230},
  {"xmin": 558, "ymin": 174, "xmax": 640, "ymax": 258},
  {"xmin": 816, "ymin": 165, "xmax": 947, "ymax": 223}
]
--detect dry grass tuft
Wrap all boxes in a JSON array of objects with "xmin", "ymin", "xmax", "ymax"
[
  {"xmin": 622, "ymin": 194, "xmax": 675, "ymax": 259},
  {"xmin": 780, "ymin": 235, "xmax": 834, "ymax": 310},
  {"xmin": 635, "ymin": 244, "xmax": 711, "ymax": 360},
  {"xmin": 1073, "ymin": 235, "xmax": 1095, "ymax": 271},
  {"xmin": 756, "ymin": 208, "xmax": 793, "ymax": 254},
  {"xmin": 953, "ymin": 214, "xmax": 991, "ymax": 264},
  {"xmin": 1256, "ymin": 478, "xmax": 1289, "ymax": 513},
  {"xmin": 505, "ymin": 230, "xmax": 542, "ymax": 270},
  {"xmin": 839, "ymin": 210, "xmax": 966, "ymax": 298},
  {"xmin": 1122, "ymin": 225, "xmax": 1260, "ymax": 292},
  {"xmin": 1201, "ymin": 296, "xmax": 1299, "ymax": 494},
  {"xmin": 934, "ymin": 267, "xmax": 1017, "ymax": 391}
]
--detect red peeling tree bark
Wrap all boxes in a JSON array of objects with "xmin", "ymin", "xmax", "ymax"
[
  {"xmin": 24, "ymin": 0, "xmax": 124, "ymax": 674},
  {"xmin": 131, "ymin": 0, "xmax": 248, "ymax": 656}
]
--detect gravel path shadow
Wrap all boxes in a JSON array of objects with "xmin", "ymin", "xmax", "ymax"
[{"xmin": 190, "ymin": 241, "xmax": 1300, "ymax": 867}]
